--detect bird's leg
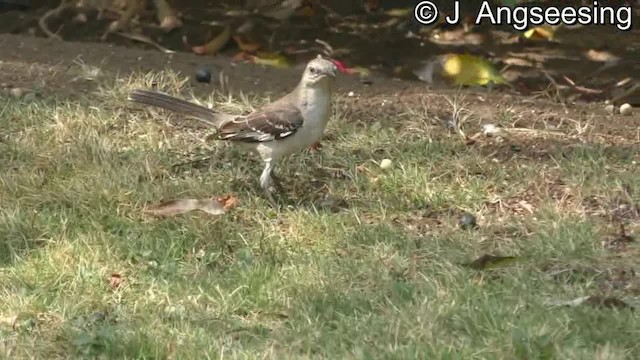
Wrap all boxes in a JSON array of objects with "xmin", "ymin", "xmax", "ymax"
[{"xmin": 260, "ymin": 162, "xmax": 278, "ymax": 207}]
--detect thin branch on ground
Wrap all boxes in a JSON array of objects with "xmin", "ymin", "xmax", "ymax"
[
  {"xmin": 39, "ymin": 0, "xmax": 71, "ymax": 40},
  {"xmin": 113, "ymin": 32, "xmax": 176, "ymax": 53}
]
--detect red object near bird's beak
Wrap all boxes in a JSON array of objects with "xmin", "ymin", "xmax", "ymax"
[{"xmin": 331, "ymin": 59, "xmax": 349, "ymax": 74}]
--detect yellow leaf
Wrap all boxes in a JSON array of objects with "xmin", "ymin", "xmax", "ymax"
[
  {"xmin": 523, "ymin": 25, "xmax": 555, "ymax": 40},
  {"xmin": 233, "ymin": 35, "xmax": 261, "ymax": 53},
  {"xmin": 192, "ymin": 25, "xmax": 231, "ymax": 55},
  {"xmin": 252, "ymin": 52, "xmax": 290, "ymax": 68},
  {"xmin": 440, "ymin": 54, "xmax": 506, "ymax": 86},
  {"xmin": 349, "ymin": 66, "xmax": 370, "ymax": 77}
]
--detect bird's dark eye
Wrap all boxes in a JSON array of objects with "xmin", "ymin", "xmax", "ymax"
[{"xmin": 309, "ymin": 67, "xmax": 317, "ymax": 73}]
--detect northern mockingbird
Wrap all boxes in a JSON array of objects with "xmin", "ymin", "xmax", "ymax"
[{"xmin": 128, "ymin": 55, "xmax": 338, "ymax": 206}]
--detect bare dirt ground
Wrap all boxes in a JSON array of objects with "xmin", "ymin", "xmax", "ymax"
[{"xmin": 1, "ymin": 0, "xmax": 639, "ymax": 104}]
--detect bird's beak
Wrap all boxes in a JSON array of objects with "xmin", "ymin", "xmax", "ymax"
[{"xmin": 328, "ymin": 67, "xmax": 337, "ymax": 78}]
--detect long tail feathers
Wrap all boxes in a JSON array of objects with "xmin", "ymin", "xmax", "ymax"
[{"xmin": 128, "ymin": 89, "xmax": 222, "ymax": 128}]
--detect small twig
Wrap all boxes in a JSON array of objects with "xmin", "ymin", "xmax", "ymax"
[
  {"xmin": 39, "ymin": 1, "xmax": 69, "ymax": 40},
  {"xmin": 314, "ymin": 38, "xmax": 334, "ymax": 56},
  {"xmin": 562, "ymin": 75, "xmax": 603, "ymax": 95},
  {"xmin": 536, "ymin": 70, "xmax": 567, "ymax": 103},
  {"xmin": 563, "ymin": 75, "xmax": 576, "ymax": 87},
  {"xmin": 113, "ymin": 32, "xmax": 176, "ymax": 53},
  {"xmin": 219, "ymin": 70, "xmax": 231, "ymax": 98},
  {"xmin": 507, "ymin": 128, "xmax": 566, "ymax": 137}
]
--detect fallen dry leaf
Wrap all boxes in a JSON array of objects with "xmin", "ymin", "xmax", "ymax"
[
  {"xmin": 252, "ymin": 52, "xmax": 290, "ymax": 68},
  {"xmin": 415, "ymin": 54, "xmax": 507, "ymax": 86},
  {"xmin": 219, "ymin": 195, "xmax": 239, "ymax": 211},
  {"xmin": 523, "ymin": 25, "xmax": 556, "ymax": 40},
  {"xmin": 109, "ymin": 273, "xmax": 122, "ymax": 289},
  {"xmin": 585, "ymin": 49, "xmax": 621, "ymax": 63},
  {"xmin": 144, "ymin": 196, "xmax": 238, "ymax": 217},
  {"xmin": 465, "ymin": 254, "xmax": 518, "ymax": 270},
  {"xmin": 233, "ymin": 35, "xmax": 261, "ymax": 53},
  {"xmin": 192, "ymin": 25, "xmax": 231, "ymax": 55}
]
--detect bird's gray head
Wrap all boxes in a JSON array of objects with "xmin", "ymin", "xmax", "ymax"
[{"xmin": 301, "ymin": 54, "xmax": 338, "ymax": 86}]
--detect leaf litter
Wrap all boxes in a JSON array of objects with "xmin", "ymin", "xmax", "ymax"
[{"xmin": 144, "ymin": 195, "xmax": 238, "ymax": 217}]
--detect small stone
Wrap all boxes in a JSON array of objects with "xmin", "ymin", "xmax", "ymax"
[
  {"xmin": 10, "ymin": 87, "xmax": 26, "ymax": 98},
  {"xmin": 605, "ymin": 104, "xmax": 616, "ymax": 115},
  {"xmin": 620, "ymin": 103, "xmax": 633, "ymax": 116},
  {"xmin": 348, "ymin": 91, "xmax": 355, "ymax": 97},
  {"xmin": 482, "ymin": 123, "xmax": 501, "ymax": 136},
  {"xmin": 379, "ymin": 159, "xmax": 393, "ymax": 170},
  {"xmin": 195, "ymin": 67, "xmax": 211, "ymax": 84},
  {"xmin": 459, "ymin": 212, "xmax": 478, "ymax": 230}
]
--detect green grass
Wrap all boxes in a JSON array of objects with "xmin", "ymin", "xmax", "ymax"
[{"xmin": 1, "ymin": 72, "xmax": 639, "ymax": 359}]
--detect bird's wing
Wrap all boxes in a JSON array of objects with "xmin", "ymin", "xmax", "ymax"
[{"xmin": 217, "ymin": 102, "xmax": 303, "ymax": 143}]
